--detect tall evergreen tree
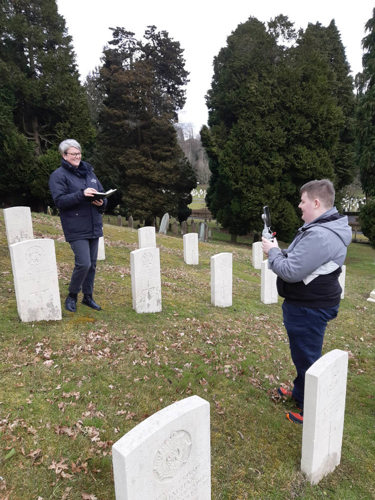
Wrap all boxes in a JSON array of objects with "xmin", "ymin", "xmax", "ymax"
[
  {"xmin": 95, "ymin": 26, "xmax": 196, "ymax": 221},
  {"xmin": 0, "ymin": 0, "xmax": 94, "ymax": 208}
]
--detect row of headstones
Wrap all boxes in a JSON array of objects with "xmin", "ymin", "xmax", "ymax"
[
  {"xmin": 116, "ymin": 212, "xmax": 210, "ymax": 242},
  {"xmin": 251, "ymin": 241, "xmax": 347, "ymax": 304},
  {"xmin": 112, "ymin": 349, "xmax": 349, "ymax": 498}
]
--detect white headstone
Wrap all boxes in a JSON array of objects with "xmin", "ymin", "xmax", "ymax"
[
  {"xmin": 367, "ymin": 289, "xmax": 375, "ymax": 303},
  {"xmin": 138, "ymin": 226, "xmax": 156, "ymax": 248},
  {"xmin": 131, "ymin": 247, "xmax": 162, "ymax": 313},
  {"xmin": 261, "ymin": 259, "xmax": 278, "ymax": 304},
  {"xmin": 301, "ymin": 349, "xmax": 348, "ymax": 485},
  {"xmin": 198, "ymin": 222, "xmax": 207, "ymax": 242},
  {"xmin": 211, "ymin": 252, "xmax": 232, "ymax": 307},
  {"xmin": 159, "ymin": 213, "xmax": 169, "ymax": 234},
  {"xmin": 9, "ymin": 239, "xmax": 62, "ymax": 322},
  {"xmin": 339, "ymin": 264, "xmax": 346, "ymax": 299},
  {"xmin": 252, "ymin": 241, "xmax": 263, "ymax": 269},
  {"xmin": 97, "ymin": 236, "xmax": 105, "ymax": 260},
  {"xmin": 183, "ymin": 233, "xmax": 199, "ymax": 265},
  {"xmin": 112, "ymin": 395, "xmax": 211, "ymax": 500},
  {"xmin": 3, "ymin": 206, "xmax": 34, "ymax": 246}
]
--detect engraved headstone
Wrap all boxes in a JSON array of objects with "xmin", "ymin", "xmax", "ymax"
[
  {"xmin": 130, "ymin": 247, "xmax": 162, "ymax": 313},
  {"xmin": 198, "ymin": 222, "xmax": 207, "ymax": 242},
  {"xmin": 3, "ymin": 206, "xmax": 34, "ymax": 246},
  {"xmin": 181, "ymin": 220, "xmax": 188, "ymax": 235},
  {"xmin": 9, "ymin": 239, "xmax": 62, "ymax": 322},
  {"xmin": 138, "ymin": 226, "xmax": 156, "ymax": 249},
  {"xmin": 339, "ymin": 264, "xmax": 346, "ymax": 299},
  {"xmin": 252, "ymin": 241, "xmax": 263, "ymax": 270},
  {"xmin": 159, "ymin": 213, "xmax": 169, "ymax": 234},
  {"xmin": 301, "ymin": 349, "xmax": 348, "ymax": 485},
  {"xmin": 261, "ymin": 259, "xmax": 278, "ymax": 304},
  {"xmin": 128, "ymin": 216, "xmax": 134, "ymax": 230},
  {"xmin": 112, "ymin": 395, "xmax": 211, "ymax": 500},
  {"xmin": 367, "ymin": 289, "xmax": 375, "ymax": 303},
  {"xmin": 183, "ymin": 233, "xmax": 199, "ymax": 265},
  {"xmin": 97, "ymin": 236, "xmax": 105, "ymax": 260},
  {"xmin": 211, "ymin": 252, "xmax": 232, "ymax": 307}
]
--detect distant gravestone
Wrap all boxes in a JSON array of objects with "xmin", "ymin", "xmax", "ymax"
[
  {"xmin": 301, "ymin": 349, "xmax": 348, "ymax": 485},
  {"xmin": 130, "ymin": 247, "xmax": 162, "ymax": 313},
  {"xmin": 339, "ymin": 264, "xmax": 346, "ymax": 299},
  {"xmin": 183, "ymin": 233, "xmax": 199, "ymax": 265},
  {"xmin": 211, "ymin": 252, "xmax": 232, "ymax": 307},
  {"xmin": 261, "ymin": 259, "xmax": 278, "ymax": 304},
  {"xmin": 3, "ymin": 206, "xmax": 34, "ymax": 246},
  {"xmin": 97, "ymin": 236, "xmax": 105, "ymax": 260},
  {"xmin": 117, "ymin": 215, "xmax": 122, "ymax": 226},
  {"xmin": 251, "ymin": 241, "xmax": 263, "ymax": 270},
  {"xmin": 190, "ymin": 220, "xmax": 196, "ymax": 233},
  {"xmin": 367, "ymin": 289, "xmax": 375, "ymax": 303},
  {"xmin": 159, "ymin": 213, "xmax": 169, "ymax": 234},
  {"xmin": 9, "ymin": 239, "xmax": 62, "ymax": 322},
  {"xmin": 181, "ymin": 220, "xmax": 188, "ymax": 235},
  {"xmin": 112, "ymin": 395, "xmax": 211, "ymax": 500},
  {"xmin": 198, "ymin": 222, "xmax": 207, "ymax": 242},
  {"xmin": 171, "ymin": 221, "xmax": 178, "ymax": 235},
  {"xmin": 138, "ymin": 226, "xmax": 156, "ymax": 249},
  {"xmin": 128, "ymin": 216, "xmax": 134, "ymax": 230}
]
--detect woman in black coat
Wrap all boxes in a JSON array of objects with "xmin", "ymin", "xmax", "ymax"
[{"xmin": 49, "ymin": 139, "xmax": 107, "ymax": 312}]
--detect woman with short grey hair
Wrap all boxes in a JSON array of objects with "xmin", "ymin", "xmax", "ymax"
[{"xmin": 49, "ymin": 138, "xmax": 107, "ymax": 312}]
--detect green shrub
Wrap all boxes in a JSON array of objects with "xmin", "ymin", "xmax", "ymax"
[{"xmin": 359, "ymin": 199, "xmax": 375, "ymax": 247}]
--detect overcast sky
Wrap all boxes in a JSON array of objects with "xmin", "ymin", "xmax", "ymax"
[{"xmin": 57, "ymin": 0, "xmax": 374, "ymax": 134}]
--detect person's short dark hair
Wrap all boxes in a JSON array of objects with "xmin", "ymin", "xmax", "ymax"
[{"xmin": 300, "ymin": 179, "xmax": 335, "ymax": 208}]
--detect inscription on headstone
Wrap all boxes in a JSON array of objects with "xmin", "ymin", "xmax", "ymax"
[
  {"xmin": 252, "ymin": 241, "xmax": 263, "ymax": 270},
  {"xmin": 131, "ymin": 247, "xmax": 162, "ymax": 313},
  {"xmin": 261, "ymin": 259, "xmax": 278, "ymax": 304},
  {"xmin": 301, "ymin": 349, "xmax": 348, "ymax": 485},
  {"xmin": 183, "ymin": 233, "xmax": 199, "ymax": 265},
  {"xmin": 138, "ymin": 226, "xmax": 156, "ymax": 249},
  {"xmin": 211, "ymin": 253, "xmax": 232, "ymax": 307},
  {"xmin": 112, "ymin": 395, "xmax": 211, "ymax": 500},
  {"xmin": 9, "ymin": 239, "xmax": 62, "ymax": 322},
  {"xmin": 3, "ymin": 206, "xmax": 34, "ymax": 246}
]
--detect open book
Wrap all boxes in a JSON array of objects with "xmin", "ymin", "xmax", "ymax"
[{"xmin": 92, "ymin": 188, "xmax": 117, "ymax": 200}]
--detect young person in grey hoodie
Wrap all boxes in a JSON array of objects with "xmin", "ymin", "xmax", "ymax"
[{"xmin": 262, "ymin": 179, "xmax": 352, "ymax": 424}]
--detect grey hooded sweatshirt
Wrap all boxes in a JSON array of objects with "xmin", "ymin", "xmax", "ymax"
[{"xmin": 268, "ymin": 207, "xmax": 352, "ymax": 308}]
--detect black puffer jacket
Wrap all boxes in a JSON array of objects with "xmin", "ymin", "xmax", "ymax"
[{"xmin": 49, "ymin": 159, "xmax": 107, "ymax": 242}]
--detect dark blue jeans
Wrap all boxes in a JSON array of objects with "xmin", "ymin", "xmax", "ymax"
[
  {"xmin": 282, "ymin": 301, "xmax": 339, "ymax": 409},
  {"xmin": 68, "ymin": 238, "xmax": 99, "ymax": 296}
]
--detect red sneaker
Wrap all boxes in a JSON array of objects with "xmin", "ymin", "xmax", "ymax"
[
  {"xmin": 286, "ymin": 411, "xmax": 303, "ymax": 424},
  {"xmin": 278, "ymin": 387, "xmax": 293, "ymax": 398}
]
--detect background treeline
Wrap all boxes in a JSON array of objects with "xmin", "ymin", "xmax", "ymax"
[{"xmin": 1, "ymin": 2, "xmax": 375, "ymax": 243}]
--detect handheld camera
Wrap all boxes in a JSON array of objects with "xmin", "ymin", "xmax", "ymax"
[{"xmin": 262, "ymin": 206, "xmax": 275, "ymax": 241}]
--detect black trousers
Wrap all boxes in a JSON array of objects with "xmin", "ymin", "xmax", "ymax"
[{"xmin": 68, "ymin": 238, "xmax": 99, "ymax": 296}]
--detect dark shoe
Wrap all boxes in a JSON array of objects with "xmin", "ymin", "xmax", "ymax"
[
  {"xmin": 65, "ymin": 295, "xmax": 77, "ymax": 312},
  {"xmin": 82, "ymin": 295, "xmax": 101, "ymax": 311},
  {"xmin": 286, "ymin": 411, "xmax": 303, "ymax": 424},
  {"xmin": 278, "ymin": 387, "xmax": 303, "ymax": 410}
]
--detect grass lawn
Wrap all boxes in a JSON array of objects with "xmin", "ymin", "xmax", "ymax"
[{"xmin": 0, "ymin": 212, "xmax": 374, "ymax": 499}]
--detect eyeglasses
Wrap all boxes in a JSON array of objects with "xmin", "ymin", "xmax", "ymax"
[{"xmin": 66, "ymin": 152, "xmax": 82, "ymax": 158}]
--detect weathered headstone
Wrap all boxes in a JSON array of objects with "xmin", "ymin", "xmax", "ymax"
[
  {"xmin": 261, "ymin": 259, "xmax": 278, "ymax": 304},
  {"xmin": 112, "ymin": 395, "xmax": 211, "ymax": 500},
  {"xmin": 367, "ymin": 289, "xmax": 375, "ymax": 303},
  {"xmin": 183, "ymin": 233, "xmax": 199, "ymax": 265},
  {"xmin": 3, "ymin": 206, "xmax": 34, "ymax": 246},
  {"xmin": 339, "ymin": 264, "xmax": 346, "ymax": 299},
  {"xmin": 181, "ymin": 220, "xmax": 188, "ymax": 235},
  {"xmin": 159, "ymin": 213, "xmax": 169, "ymax": 234},
  {"xmin": 128, "ymin": 216, "xmax": 134, "ymax": 230},
  {"xmin": 130, "ymin": 247, "xmax": 162, "ymax": 313},
  {"xmin": 117, "ymin": 215, "xmax": 122, "ymax": 227},
  {"xmin": 9, "ymin": 239, "xmax": 62, "ymax": 322},
  {"xmin": 190, "ymin": 219, "xmax": 196, "ymax": 233},
  {"xmin": 171, "ymin": 221, "xmax": 178, "ymax": 235},
  {"xmin": 138, "ymin": 226, "xmax": 156, "ymax": 249},
  {"xmin": 211, "ymin": 252, "xmax": 232, "ymax": 307},
  {"xmin": 97, "ymin": 236, "xmax": 105, "ymax": 260},
  {"xmin": 301, "ymin": 349, "xmax": 348, "ymax": 485},
  {"xmin": 198, "ymin": 222, "xmax": 207, "ymax": 242},
  {"xmin": 252, "ymin": 241, "xmax": 263, "ymax": 270}
]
